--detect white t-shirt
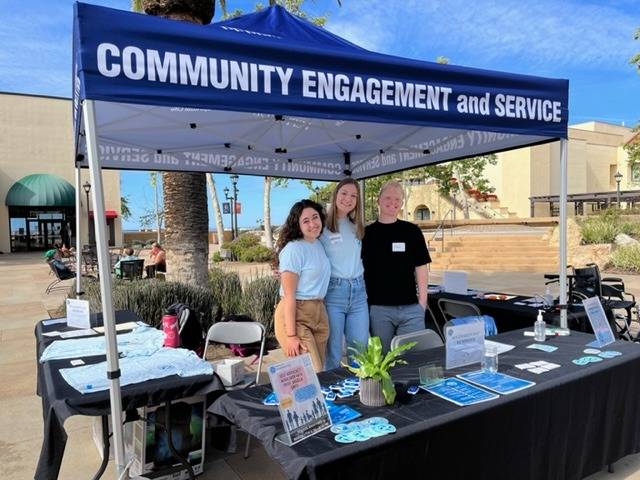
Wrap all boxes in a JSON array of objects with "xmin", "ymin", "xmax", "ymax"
[
  {"xmin": 319, "ymin": 217, "xmax": 364, "ymax": 279},
  {"xmin": 279, "ymin": 239, "xmax": 331, "ymax": 299}
]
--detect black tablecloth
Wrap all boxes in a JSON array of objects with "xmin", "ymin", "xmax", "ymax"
[
  {"xmin": 211, "ymin": 329, "xmax": 640, "ymax": 480},
  {"xmin": 428, "ymin": 290, "xmax": 595, "ymax": 333},
  {"xmin": 35, "ymin": 311, "xmax": 224, "ymax": 480}
]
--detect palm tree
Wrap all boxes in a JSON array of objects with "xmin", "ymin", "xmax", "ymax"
[{"xmin": 136, "ymin": 0, "xmax": 219, "ymax": 286}]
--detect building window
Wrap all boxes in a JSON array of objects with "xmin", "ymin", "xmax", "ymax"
[
  {"xmin": 632, "ymin": 163, "xmax": 640, "ymax": 184},
  {"xmin": 414, "ymin": 205, "xmax": 431, "ymax": 220}
]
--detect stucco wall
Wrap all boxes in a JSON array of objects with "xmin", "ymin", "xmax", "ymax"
[{"xmin": 0, "ymin": 92, "xmax": 122, "ymax": 252}]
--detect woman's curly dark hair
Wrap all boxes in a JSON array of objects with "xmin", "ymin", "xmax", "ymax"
[{"xmin": 275, "ymin": 199, "xmax": 326, "ymax": 255}]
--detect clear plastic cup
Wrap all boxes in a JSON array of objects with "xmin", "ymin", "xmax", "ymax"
[{"xmin": 482, "ymin": 345, "xmax": 498, "ymax": 374}]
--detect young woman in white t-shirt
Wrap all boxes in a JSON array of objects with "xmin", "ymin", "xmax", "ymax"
[
  {"xmin": 274, "ymin": 199, "xmax": 331, "ymax": 372},
  {"xmin": 319, "ymin": 178, "xmax": 369, "ymax": 370}
]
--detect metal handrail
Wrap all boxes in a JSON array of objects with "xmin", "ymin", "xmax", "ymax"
[{"xmin": 429, "ymin": 208, "xmax": 453, "ymax": 253}]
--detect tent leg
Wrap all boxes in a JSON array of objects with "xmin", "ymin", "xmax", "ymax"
[
  {"xmin": 83, "ymin": 99, "xmax": 126, "ymax": 477},
  {"xmin": 559, "ymin": 138, "xmax": 568, "ymax": 331},
  {"xmin": 75, "ymin": 166, "xmax": 83, "ymax": 295}
]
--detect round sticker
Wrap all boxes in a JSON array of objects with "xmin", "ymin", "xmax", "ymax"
[
  {"xmin": 335, "ymin": 433, "xmax": 356, "ymax": 444},
  {"xmin": 331, "ymin": 424, "xmax": 352, "ymax": 434},
  {"xmin": 584, "ymin": 348, "xmax": 601, "ymax": 355},
  {"xmin": 366, "ymin": 417, "xmax": 389, "ymax": 426},
  {"xmin": 584, "ymin": 355, "xmax": 603, "ymax": 363}
]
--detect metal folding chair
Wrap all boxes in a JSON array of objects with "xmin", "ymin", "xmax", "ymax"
[
  {"xmin": 391, "ymin": 329, "xmax": 443, "ymax": 351},
  {"xmin": 202, "ymin": 321, "xmax": 266, "ymax": 458}
]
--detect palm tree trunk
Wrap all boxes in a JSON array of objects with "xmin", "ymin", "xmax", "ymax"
[
  {"xmin": 263, "ymin": 176, "xmax": 273, "ymax": 248},
  {"xmin": 140, "ymin": 0, "xmax": 214, "ymax": 286},
  {"xmin": 163, "ymin": 172, "xmax": 209, "ymax": 285},
  {"xmin": 207, "ymin": 174, "xmax": 226, "ymax": 245}
]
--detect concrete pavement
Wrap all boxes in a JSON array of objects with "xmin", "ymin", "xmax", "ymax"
[{"xmin": 1, "ymin": 253, "xmax": 639, "ymax": 479}]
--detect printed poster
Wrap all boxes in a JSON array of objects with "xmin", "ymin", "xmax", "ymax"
[{"xmin": 268, "ymin": 353, "xmax": 331, "ymax": 445}]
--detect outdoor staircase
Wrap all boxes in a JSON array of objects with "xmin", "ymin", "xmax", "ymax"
[{"xmin": 428, "ymin": 232, "xmax": 559, "ymax": 272}]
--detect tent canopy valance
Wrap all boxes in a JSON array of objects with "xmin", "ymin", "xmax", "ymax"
[{"xmin": 73, "ymin": 2, "xmax": 568, "ymax": 180}]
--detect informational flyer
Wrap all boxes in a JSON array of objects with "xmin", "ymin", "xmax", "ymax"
[
  {"xmin": 583, "ymin": 296, "xmax": 616, "ymax": 348},
  {"xmin": 445, "ymin": 319, "xmax": 485, "ymax": 369},
  {"xmin": 457, "ymin": 371, "xmax": 536, "ymax": 395},
  {"xmin": 268, "ymin": 353, "xmax": 331, "ymax": 445},
  {"xmin": 65, "ymin": 298, "xmax": 90, "ymax": 329},
  {"xmin": 422, "ymin": 378, "xmax": 499, "ymax": 406}
]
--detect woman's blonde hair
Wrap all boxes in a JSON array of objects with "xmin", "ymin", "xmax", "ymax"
[{"xmin": 326, "ymin": 178, "xmax": 365, "ymax": 240}]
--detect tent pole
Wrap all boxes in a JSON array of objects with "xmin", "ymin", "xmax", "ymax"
[
  {"xmin": 82, "ymin": 99, "xmax": 126, "ymax": 476},
  {"xmin": 559, "ymin": 138, "xmax": 568, "ymax": 330},
  {"xmin": 75, "ymin": 166, "xmax": 82, "ymax": 294}
]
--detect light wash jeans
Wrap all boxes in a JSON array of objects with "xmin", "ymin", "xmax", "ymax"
[
  {"xmin": 369, "ymin": 303, "xmax": 425, "ymax": 353},
  {"xmin": 324, "ymin": 276, "xmax": 370, "ymax": 370}
]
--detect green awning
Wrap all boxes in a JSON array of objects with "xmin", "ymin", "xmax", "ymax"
[{"xmin": 5, "ymin": 174, "xmax": 75, "ymax": 207}]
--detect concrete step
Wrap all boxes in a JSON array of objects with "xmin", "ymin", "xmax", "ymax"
[{"xmin": 430, "ymin": 264, "xmax": 559, "ymax": 272}]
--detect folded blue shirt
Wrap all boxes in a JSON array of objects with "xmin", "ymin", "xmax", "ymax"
[
  {"xmin": 449, "ymin": 315, "xmax": 498, "ymax": 336},
  {"xmin": 60, "ymin": 348, "xmax": 214, "ymax": 394},
  {"xmin": 40, "ymin": 326, "xmax": 164, "ymax": 363}
]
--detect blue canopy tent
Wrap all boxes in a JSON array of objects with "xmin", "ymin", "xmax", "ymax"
[{"xmin": 72, "ymin": 2, "xmax": 569, "ymax": 475}]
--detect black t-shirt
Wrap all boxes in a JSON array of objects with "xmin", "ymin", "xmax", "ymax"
[{"xmin": 362, "ymin": 220, "xmax": 431, "ymax": 306}]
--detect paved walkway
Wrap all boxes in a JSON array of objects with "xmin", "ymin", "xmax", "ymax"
[{"xmin": 0, "ymin": 253, "xmax": 638, "ymax": 479}]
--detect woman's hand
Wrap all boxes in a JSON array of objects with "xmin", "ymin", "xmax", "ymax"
[{"xmin": 285, "ymin": 335, "xmax": 307, "ymax": 357}]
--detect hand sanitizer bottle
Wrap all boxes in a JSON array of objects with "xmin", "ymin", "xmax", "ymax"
[
  {"xmin": 534, "ymin": 310, "xmax": 546, "ymax": 342},
  {"xmin": 543, "ymin": 285, "xmax": 554, "ymax": 307}
]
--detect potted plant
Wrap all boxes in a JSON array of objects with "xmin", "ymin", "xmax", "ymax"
[{"xmin": 343, "ymin": 337, "xmax": 416, "ymax": 406}]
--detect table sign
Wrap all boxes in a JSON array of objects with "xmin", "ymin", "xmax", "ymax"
[
  {"xmin": 268, "ymin": 353, "xmax": 331, "ymax": 446},
  {"xmin": 65, "ymin": 299, "xmax": 90, "ymax": 329},
  {"xmin": 422, "ymin": 378, "xmax": 499, "ymax": 406},
  {"xmin": 457, "ymin": 371, "xmax": 536, "ymax": 395},
  {"xmin": 583, "ymin": 296, "xmax": 616, "ymax": 348},
  {"xmin": 443, "ymin": 270, "xmax": 468, "ymax": 295},
  {"xmin": 445, "ymin": 319, "xmax": 485, "ymax": 369}
]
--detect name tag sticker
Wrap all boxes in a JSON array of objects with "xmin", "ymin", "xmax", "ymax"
[
  {"xmin": 329, "ymin": 233, "xmax": 343, "ymax": 244},
  {"xmin": 392, "ymin": 242, "xmax": 406, "ymax": 252}
]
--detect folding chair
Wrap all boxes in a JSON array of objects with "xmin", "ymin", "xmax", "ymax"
[
  {"xmin": 120, "ymin": 259, "xmax": 145, "ymax": 280},
  {"xmin": 202, "ymin": 321, "xmax": 266, "ymax": 458},
  {"xmin": 45, "ymin": 261, "xmax": 75, "ymax": 294},
  {"xmin": 436, "ymin": 298, "xmax": 482, "ymax": 336},
  {"xmin": 391, "ymin": 329, "xmax": 443, "ymax": 352}
]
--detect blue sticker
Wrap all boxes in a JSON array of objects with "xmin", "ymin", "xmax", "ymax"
[{"xmin": 335, "ymin": 433, "xmax": 356, "ymax": 444}]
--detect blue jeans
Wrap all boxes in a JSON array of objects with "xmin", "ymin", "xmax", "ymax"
[
  {"xmin": 324, "ymin": 276, "xmax": 370, "ymax": 370},
  {"xmin": 369, "ymin": 304, "xmax": 425, "ymax": 353}
]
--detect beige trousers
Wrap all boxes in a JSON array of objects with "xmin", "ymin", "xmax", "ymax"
[{"xmin": 274, "ymin": 299, "xmax": 329, "ymax": 372}]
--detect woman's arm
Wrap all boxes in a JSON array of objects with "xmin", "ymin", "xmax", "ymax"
[{"xmin": 281, "ymin": 271, "xmax": 307, "ymax": 356}]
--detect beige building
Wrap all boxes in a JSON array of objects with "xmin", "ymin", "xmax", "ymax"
[
  {"xmin": 0, "ymin": 92, "xmax": 122, "ymax": 253},
  {"xmin": 405, "ymin": 121, "xmax": 635, "ymax": 222}
]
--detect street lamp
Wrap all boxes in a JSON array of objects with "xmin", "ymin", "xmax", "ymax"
[
  {"xmin": 223, "ymin": 186, "xmax": 234, "ymax": 240},
  {"xmin": 82, "ymin": 181, "xmax": 91, "ymax": 245},
  {"xmin": 230, "ymin": 174, "xmax": 239, "ymax": 238},
  {"xmin": 614, "ymin": 171, "xmax": 623, "ymax": 208}
]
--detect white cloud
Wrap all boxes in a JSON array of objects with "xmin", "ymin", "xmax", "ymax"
[{"xmin": 327, "ymin": 0, "xmax": 639, "ymax": 72}]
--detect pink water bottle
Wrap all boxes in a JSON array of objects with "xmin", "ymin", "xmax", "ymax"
[{"xmin": 162, "ymin": 307, "xmax": 179, "ymax": 348}]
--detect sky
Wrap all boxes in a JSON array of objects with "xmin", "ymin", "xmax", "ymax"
[{"xmin": 1, "ymin": 0, "xmax": 638, "ymax": 230}]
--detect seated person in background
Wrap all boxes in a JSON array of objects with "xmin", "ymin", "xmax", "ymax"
[
  {"xmin": 145, "ymin": 242, "xmax": 166, "ymax": 278},
  {"xmin": 45, "ymin": 249, "xmax": 75, "ymax": 279},
  {"xmin": 114, "ymin": 247, "xmax": 138, "ymax": 278}
]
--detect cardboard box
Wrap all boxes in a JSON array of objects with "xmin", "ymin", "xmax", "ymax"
[
  {"xmin": 211, "ymin": 358, "xmax": 245, "ymax": 386},
  {"xmin": 127, "ymin": 396, "xmax": 206, "ymax": 480}
]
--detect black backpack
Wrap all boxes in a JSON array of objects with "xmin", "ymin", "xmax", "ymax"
[{"xmin": 168, "ymin": 303, "xmax": 204, "ymax": 357}]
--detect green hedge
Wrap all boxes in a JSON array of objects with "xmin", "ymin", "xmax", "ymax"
[
  {"xmin": 75, "ymin": 277, "xmax": 217, "ymax": 330},
  {"xmin": 240, "ymin": 275, "xmax": 279, "ymax": 338},
  {"xmin": 580, "ymin": 209, "xmax": 640, "ymax": 244},
  {"xmin": 222, "ymin": 233, "xmax": 274, "ymax": 262},
  {"xmin": 209, "ymin": 267, "xmax": 242, "ymax": 318},
  {"xmin": 610, "ymin": 245, "xmax": 640, "ymax": 273}
]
